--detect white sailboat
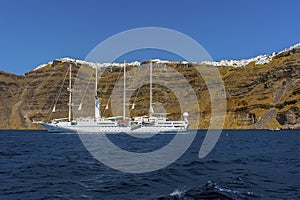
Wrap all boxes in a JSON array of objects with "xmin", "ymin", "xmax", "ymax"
[{"xmin": 34, "ymin": 61, "xmax": 189, "ymax": 133}]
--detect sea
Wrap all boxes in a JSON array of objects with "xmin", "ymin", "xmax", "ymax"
[{"xmin": 0, "ymin": 130, "xmax": 299, "ymax": 200}]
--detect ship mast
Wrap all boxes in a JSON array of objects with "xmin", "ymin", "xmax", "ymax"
[
  {"xmin": 149, "ymin": 60, "xmax": 154, "ymax": 115},
  {"xmin": 95, "ymin": 64, "xmax": 98, "ymax": 97},
  {"xmin": 68, "ymin": 63, "xmax": 72, "ymax": 122},
  {"xmin": 95, "ymin": 63, "xmax": 100, "ymax": 119},
  {"xmin": 95, "ymin": 64, "xmax": 98, "ymax": 118},
  {"xmin": 123, "ymin": 61, "xmax": 126, "ymax": 120}
]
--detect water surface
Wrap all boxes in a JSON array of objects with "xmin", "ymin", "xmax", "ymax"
[{"xmin": 0, "ymin": 130, "xmax": 299, "ymax": 199}]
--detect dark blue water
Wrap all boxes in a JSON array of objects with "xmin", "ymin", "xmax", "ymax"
[{"xmin": 0, "ymin": 130, "xmax": 299, "ymax": 199}]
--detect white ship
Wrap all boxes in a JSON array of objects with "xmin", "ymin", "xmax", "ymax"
[{"xmin": 34, "ymin": 61, "xmax": 189, "ymax": 133}]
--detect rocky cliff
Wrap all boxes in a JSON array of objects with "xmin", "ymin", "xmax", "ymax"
[{"xmin": 0, "ymin": 45, "xmax": 299, "ymax": 130}]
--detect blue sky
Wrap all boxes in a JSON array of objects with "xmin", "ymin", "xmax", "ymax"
[{"xmin": 0, "ymin": 0, "xmax": 300, "ymax": 75}]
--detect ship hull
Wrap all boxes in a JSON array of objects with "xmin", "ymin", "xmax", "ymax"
[{"xmin": 41, "ymin": 121, "xmax": 188, "ymax": 134}]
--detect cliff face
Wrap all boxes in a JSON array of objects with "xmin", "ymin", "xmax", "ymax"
[
  {"xmin": 0, "ymin": 61, "xmax": 80, "ymax": 129},
  {"xmin": 221, "ymin": 52, "xmax": 300, "ymax": 129},
  {"xmin": 0, "ymin": 52, "xmax": 299, "ymax": 130},
  {"xmin": 0, "ymin": 70, "xmax": 22, "ymax": 128}
]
